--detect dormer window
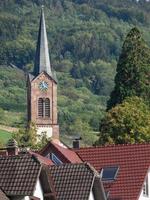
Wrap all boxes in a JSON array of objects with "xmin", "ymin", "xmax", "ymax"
[
  {"xmin": 143, "ymin": 176, "xmax": 149, "ymax": 197},
  {"xmin": 51, "ymin": 153, "xmax": 62, "ymax": 165},
  {"xmin": 100, "ymin": 166, "xmax": 119, "ymax": 181}
]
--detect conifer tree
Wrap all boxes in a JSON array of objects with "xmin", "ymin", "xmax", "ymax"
[{"xmin": 107, "ymin": 27, "xmax": 150, "ymax": 110}]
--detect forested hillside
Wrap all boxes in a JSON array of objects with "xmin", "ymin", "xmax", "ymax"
[{"xmin": 0, "ymin": 0, "xmax": 150, "ymax": 145}]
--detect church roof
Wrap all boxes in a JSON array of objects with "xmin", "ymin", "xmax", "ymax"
[{"xmin": 34, "ymin": 6, "xmax": 52, "ymax": 77}]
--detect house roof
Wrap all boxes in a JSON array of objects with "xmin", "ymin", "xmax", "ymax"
[
  {"xmin": 49, "ymin": 162, "xmax": 106, "ymax": 200},
  {"xmin": 75, "ymin": 143, "xmax": 150, "ymax": 200},
  {"xmin": 29, "ymin": 150, "xmax": 54, "ymax": 166},
  {"xmin": 0, "ymin": 148, "xmax": 54, "ymax": 166},
  {"xmin": 0, "ymin": 189, "xmax": 9, "ymax": 200},
  {"xmin": 0, "ymin": 154, "xmax": 41, "ymax": 196},
  {"xmin": 40, "ymin": 141, "xmax": 82, "ymax": 164}
]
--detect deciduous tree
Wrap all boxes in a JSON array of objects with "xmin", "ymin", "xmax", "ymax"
[{"xmin": 96, "ymin": 97, "xmax": 150, "ymax": 145}]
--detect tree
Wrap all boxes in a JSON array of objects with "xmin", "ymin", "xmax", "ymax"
[
  {"xmin": 13, "ymin": 122, "xmax": 37, "ymax": 148},
  {"xmin": 13, "ymin": 122, "xmax": 49, "ymax": 149},
  {"xmin": 107, "ymin": 27, "xmax": 150, "ymax": 110},
  {"xmin": 96, "ymin": 96, "xmax": 150, "ymax": 145}
]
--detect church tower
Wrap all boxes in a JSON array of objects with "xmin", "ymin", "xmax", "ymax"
[{"xmin": 27, "ymin": 7, "xmax": 59, "ymax": 139}]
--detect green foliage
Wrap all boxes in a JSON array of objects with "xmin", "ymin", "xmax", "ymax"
[
  {"xmin": 13, "ymin": 122, "xmax": 37, "ymax": 148},
  {"xmin": 107, "ymin": 27, "xmax": 150, "ymax": 109},
  {"xmin": 62, "ymin": 117, "xmax": 98, "ymax": 145},
  {"xmin": 0, "ymin": 129, "xmax": 12, "ymax": 145},
  {"xmin": 71, "ymin": 60, "xmax": 116, "ymax": 95},
  {"xmin": 13, "ymin": 122, "xmax": 49, "ymax": 149},
  {"xmin": 96, "ymin": 97, "xmax": 150, "ymax": 145},
  {"xmin": 0, "ymin": 66, "xmax": 26, "ymax": 112}
]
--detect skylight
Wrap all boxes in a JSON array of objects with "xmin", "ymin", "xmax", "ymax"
[
  {"xmin": 51, "ymin": 153, "xmax": 62, "ymax": 165},
  {"xmin": 101, "ymin": 166, "xmax": 119, "ymax": 181}
]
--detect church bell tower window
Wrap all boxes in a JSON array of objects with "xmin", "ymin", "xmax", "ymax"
[
  {"xmin": 38, "ymin": 98, "xmax": 44, "ymax": 117},
  {"xmin": 45, "ymin": 98, "xmax": 50, "ymax": 117},
  {"xmin": 38, "ymin": 98, "xmax": 50, "ymax": 118}
]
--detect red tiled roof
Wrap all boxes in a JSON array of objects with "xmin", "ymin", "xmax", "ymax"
[
  {"xmin": 75, "ymin": 143, "xmax": 150, "ymax": 200},
  {"xmin": 29, "ymin": 150, "xmax": 54, "ymax": 165},
  {"xmin": 40, "ymin": 141, "xmax": 82, "ymax": 163}
]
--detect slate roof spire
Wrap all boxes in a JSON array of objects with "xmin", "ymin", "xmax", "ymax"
[{"xmin": 34, "ymin": 6, "xmax": 52, "ymax": 76}]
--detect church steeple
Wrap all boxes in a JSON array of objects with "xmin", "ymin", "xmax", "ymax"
[
  {"xmin": 34, "ymin": 6, "xmax": 52, "ymax": 76},
  {"xmin": 27, "ymin": 6, "xmax": 59, "ymax": 140}
]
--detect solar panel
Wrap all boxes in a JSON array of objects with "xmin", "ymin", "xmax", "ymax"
[{"xmin": 101, "ymin": 166, "xmax": 119, "ymax": 181}]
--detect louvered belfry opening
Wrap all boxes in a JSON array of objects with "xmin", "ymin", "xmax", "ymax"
[
  {"xmin": 38, "ymin": 98, "xmax": 50, "ymax": 118},
  {"xmin": 38, "ymin": 98, "xmax": 44, "ymax": 117},
  {"xmin": 45, "ymin": 98, "xmax": 50, "ymax": 117}
]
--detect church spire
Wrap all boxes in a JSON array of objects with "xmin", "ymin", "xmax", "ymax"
[{"xmin": 34, "ymin": 6, "xmax": 52, "ymax": 76}]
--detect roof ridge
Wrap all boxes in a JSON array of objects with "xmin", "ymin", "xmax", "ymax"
[
  {"xmin": 85, "ymin": 162, "xmax": 100, "ymax": 178},
  {"xmin": 49, "ymin": 162, "xmax": 83, "ymax": 168},
  {"xmin": 0, "ymin": 153, "xmax": 31, "ymax": 159},
  {"xmin": 75, "ymin": 142, "xmax": 150, "ymax": 150},
  {"xmin": 49, "ymin": 161, "xmax": 100, "ymax": 176},
  {"xmin": 29, "ymin": 150, "xmax": 54, "ymax": 165},
  {"xmin": 0, "ymin": 153, "xmax": 41, "ymax": 165}
]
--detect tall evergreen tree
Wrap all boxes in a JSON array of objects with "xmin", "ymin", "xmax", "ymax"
[{"xmin": 107, "ymin": 27, "xmax": 150, "ymax": 110}]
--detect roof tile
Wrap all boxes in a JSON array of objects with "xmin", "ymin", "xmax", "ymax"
[
  {"xmin": 0, "ymin": 154, "xmax": 41, "ymax": 196},
  {"xmin": 49, "ymin": 163, "xmax": 96, "ymax": 200},
  {"xmin": 76, "ymin": 143, "xmax": 150, "ymax": 200},
  {"xmin": 40, "ymin": 141, "xmax": 82, "ymax": 163}
]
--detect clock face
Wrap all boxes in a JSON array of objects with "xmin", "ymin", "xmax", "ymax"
[{"xmin": 39, "ymin": 81, "xmax": 48, "ymax": 91}]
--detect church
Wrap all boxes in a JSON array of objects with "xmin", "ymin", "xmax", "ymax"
[{"xmin": 27, "ymin": 6, "xmax": 59, "ymax": 139}]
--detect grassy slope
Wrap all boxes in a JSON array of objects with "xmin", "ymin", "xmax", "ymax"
[{"xmin": 0, "ymin": 129, "xmax": 12, "ymax": 144}]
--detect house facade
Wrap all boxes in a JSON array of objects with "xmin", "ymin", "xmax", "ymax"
[{"xmin": 139, "ymin": 168, "xmax": 150, "ymax": 200}]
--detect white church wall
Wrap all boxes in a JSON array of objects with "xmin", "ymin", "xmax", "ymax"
[{"xmin": 37, "ymin": 126, "xmax": 52, "ymax": 138}]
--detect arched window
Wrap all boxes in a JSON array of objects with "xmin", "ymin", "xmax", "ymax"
[
  {"xmin": 38, "ymin": 98, "xmax": 50, "ymax": 118},
  {"xmin": 45, "ymin": 98, "xmax": 50, "ymax": 117},
  {"xmin": 38, "ymin": 98, "xmax": 44, "ymax": 117}
]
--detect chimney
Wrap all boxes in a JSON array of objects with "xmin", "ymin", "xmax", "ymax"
[
  {"xmin": 6, "ymin": 138, "xmax": 18, "ymax": 156},
  {"xmin": 73, "ymin": 137, "xmax": 82, "ymax": 149}
]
